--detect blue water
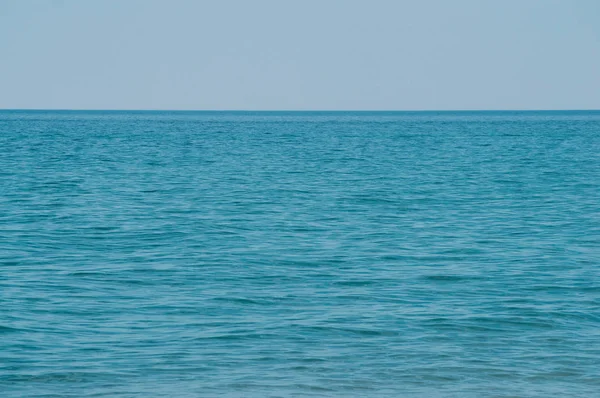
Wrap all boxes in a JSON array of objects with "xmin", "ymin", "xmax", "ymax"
[{"xmin": 1, "ymin": 110, "xmax": 599, "ymax": 397}]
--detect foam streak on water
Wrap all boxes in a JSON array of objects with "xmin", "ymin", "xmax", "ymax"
[{"xmin": 1, "ymin": 111, "xmax": 600, "ymax": 397}]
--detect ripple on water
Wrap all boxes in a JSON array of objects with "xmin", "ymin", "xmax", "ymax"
[{"xmin": 1, "ymin": 110, "xmax": 600, "ymax": 397}]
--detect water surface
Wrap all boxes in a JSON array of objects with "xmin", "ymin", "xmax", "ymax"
[{"xmin": 1, "ymin": 110, "xmax": 599, "ymax": 397}]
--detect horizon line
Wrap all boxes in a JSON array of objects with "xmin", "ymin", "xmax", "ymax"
[{"xmin": 1, "ymin": 108, "xmax": 600, "ymax": 112}]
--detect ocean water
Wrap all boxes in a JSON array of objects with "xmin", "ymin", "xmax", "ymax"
[{"xmin": 1, "ymin": 110, "xmax": 599, "ymax": 397}]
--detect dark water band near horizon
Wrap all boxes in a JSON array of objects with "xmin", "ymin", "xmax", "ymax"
[{"xmin": 1, "ymin": 110, "xmax": 599, "ymax": 397}]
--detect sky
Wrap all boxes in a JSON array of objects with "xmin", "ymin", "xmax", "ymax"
[{"xmin": 1, "ymin": 0, "xmax": 599, "ymax": 110}]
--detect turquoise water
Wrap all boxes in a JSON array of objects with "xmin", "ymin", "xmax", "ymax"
[{"xmin": 1, "ymin": 110, "xmax": 599, "ymax": 397}]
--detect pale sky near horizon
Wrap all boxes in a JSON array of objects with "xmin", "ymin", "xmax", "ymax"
[{"xmin": 1, "ymin": 0, "xmax": 599, "ymax": 110}]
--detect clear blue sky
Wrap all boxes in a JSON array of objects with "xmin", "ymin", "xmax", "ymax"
[{"xmin": 1, "ymin": 0, "xmax": 599, "ymax": 110}]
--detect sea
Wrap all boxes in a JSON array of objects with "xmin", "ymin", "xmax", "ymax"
[{"xmin": 1, "ymin": 110, "xmax": 599, "ymax": 397}]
